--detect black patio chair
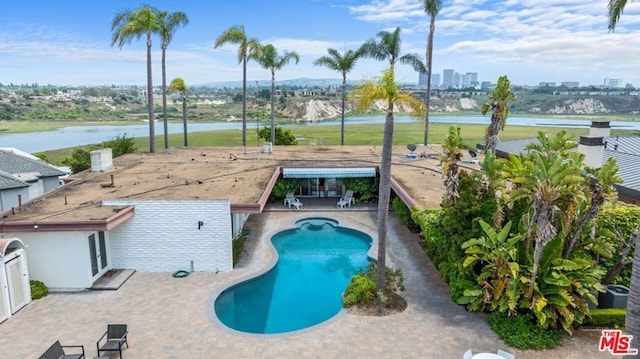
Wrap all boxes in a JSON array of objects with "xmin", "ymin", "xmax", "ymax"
[
  {"xmin": 96, "ymin": 324, "xmax": 129, "ymax": 358},
  {"xmin": 39, "ymin": 340, "xmax": 85, "ymax": 359}
]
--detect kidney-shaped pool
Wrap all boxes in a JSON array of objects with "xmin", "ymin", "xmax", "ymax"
[{"xmin": 214, "ymin": 217, "xmax": 372, "ymax": 334}]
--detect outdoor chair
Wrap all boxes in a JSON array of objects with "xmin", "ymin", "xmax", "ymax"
[
  {"xmin": 462, "ymin": 349, "xmax": 473, "ymax": 359},
  {"xmin": 39, "ymin": 340, "xmax": 85, "ymax": 359},
  {"xmin": 96, "ymin": 324, "xmax": 129, "ymax": 358},
  {"xmin": 339, "ymin": 189, "xmax": 355, "ymax": 207},
  {"xmin": 284, "ymin": 192, "xmax": 303, "ymax": 209},
  {"xmin": 497, "ymin": 349, "xmax": 515, "ymax": 359}
]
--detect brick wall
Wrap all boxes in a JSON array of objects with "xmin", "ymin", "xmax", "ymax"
[{"xmin": 104, "ymin": 199, "xmax": 232, "ymax": 272}]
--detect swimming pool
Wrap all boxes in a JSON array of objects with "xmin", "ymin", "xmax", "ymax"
[{"xmin": 214, "ymin": 217, "xmax": 372, "ymax": 334}]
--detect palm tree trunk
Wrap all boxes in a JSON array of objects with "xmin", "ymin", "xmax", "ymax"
[
  {"xmin": 162, "ymin": 46, "xmax": 169, "ymax": 150},
  {"xmin": 625, "ymin": 223, "xmax": 640, "ymax": 358},
  {"xmin": 146, "ymin": 32, "xmax": 155, "ymax": 153},
  {"xmin": 182, "ymin": 94, "xmax": 188, "ymax": 147},
  {"xmin": 341, "ymin": 75, "xmax": 346, "ymax": 146},
  {"xmin": 424, "ymin": 14, "xmax": 435, "ymax": 146},
  {"xmin": 270, "ymin": 71, "xmax": 275, "ymax": 145},
  {"xmin": 242, "ymin": 56, "xmax": 248, "ymax": 147},
  {"xmin": 377, "ymin": 105, "xmax": 394, "ymax": 294},
  {"xmin": 485, "ymin": 111, "xmax": 501, "ymax": 153}
]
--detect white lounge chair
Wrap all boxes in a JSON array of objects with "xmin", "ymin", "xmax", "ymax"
[
  {"xmin": 284, "ymin": 192, "xmax": 303, "ymax": 209},
  {"xmin": 339, "ymin": 189, "xmax": 355, "ymax": 207},
  {"xmin": 463, "ymin": 349, "xmax": 473, "ymax": 359}
]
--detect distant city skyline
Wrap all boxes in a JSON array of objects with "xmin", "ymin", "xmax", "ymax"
[{"xmin": 1, "ymin": 1, "xmax": 640, "ymax": 87}]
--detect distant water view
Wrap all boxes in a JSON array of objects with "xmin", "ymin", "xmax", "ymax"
[{"xmin": 1, "ymin": 115, "xmax": 639, "ymax": 153}]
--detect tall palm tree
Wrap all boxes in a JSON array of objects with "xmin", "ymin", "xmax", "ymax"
[
  {"xmin": 360, "ymin": 27, "xmax": 425, "ymax": 294},
  {"xmin": 361, "ymin": 27, "xmax": 425, "ymax": 76},
  {"xmin": 422, "ymin": 0, "xmax": 443, "ymax": 145},
  {"xmin": 608, "ymin": 5, "xmax": 640, "ymax": 352},
  {"xmin": 111, "ymin": 5, "xmax": 160, "ymax": 153},
  {"xmin": 256, "ymin": 44, "xmax": 299, "ymax": 145},
  {"xmin": 352, "ymin": 70, "xmax": 425, "ymax": 294},
  {"xmin": 157, "ymin": 10, "xmax": 189, "ymax": 150},
  {"xmin": 214, "ymin": 25, "xmax": 261, "ymax": 147},
  {"xmin": 481, "ymin": 75, "xmax": 515, "ymax": 153},
  {"xmin": 313, "ymin": 48, "xmax": 365, "ymax": 145},
  {"xmin": 168, "ymin": 77, "xmax": 188, "ymax": 147}
]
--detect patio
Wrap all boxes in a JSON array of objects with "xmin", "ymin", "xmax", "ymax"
[{"xmin": 0, "ymin": 210, "xmax": 608, "ymax": 358}]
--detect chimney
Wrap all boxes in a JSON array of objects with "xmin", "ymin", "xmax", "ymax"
[
  {"xmin": 578, "ymin": 136, "xmax": 604, "ymax": 169},
  {"xmin": 589, "ymin": 121, "xmax": 611, "ymax": 138},
  {"xmin": 90, "ymin": 148, "xmax": 113, "ymax": 172}
]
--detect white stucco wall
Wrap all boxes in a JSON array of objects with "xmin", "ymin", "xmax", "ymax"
[
  {"xmin": 103, "ymin": 199, "xmax": 233, "ymax": 273},
  {"xmin": 42, "ymin": 176, "xmax": 61, "ymax": 193},
  {"xmin": 0, "ymin": 187, "xmax": 29, "ymax": 212},
  {"xmin": 14, "ymin": 232, "xmax": 97, "ymax": 290}
]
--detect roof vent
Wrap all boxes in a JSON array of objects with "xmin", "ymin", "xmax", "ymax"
[{"xmin": 90, "ymin": 148, "xmax": 113, "ymax": 172}]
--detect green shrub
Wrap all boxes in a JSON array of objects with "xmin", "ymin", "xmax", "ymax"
[
  {"xmin": 30, "ymin": 280, "xmax": 48, "ymax": 299},
  {"xmin": 343, "ymin": 272, "xmax": 376, "ymax": 307},
  {"xmin": 270, "ymin": 177, "xmax": 303, "ymax": 202},
  {"xmin": 365, "ymin": 262, "xmax": 405, "ymax": 294},
  {"xmin": 584, "ymin": 308, "xmax": 626, "ymax": 327},
  {"xmin": 486, "ymin": 312, "xmax": 564, "ymax": 350},
  {"xmin": 342, "ymin": 177, "xmax": 378, "ymax": 203},
  {"xmin": 391, "ymin": 197, "xmax": 420, "ymax": 232}
]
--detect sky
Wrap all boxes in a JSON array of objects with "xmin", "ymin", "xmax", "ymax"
[{"xmin": 1, "ymin": 0, "xmax": 640, "ymax": 88}]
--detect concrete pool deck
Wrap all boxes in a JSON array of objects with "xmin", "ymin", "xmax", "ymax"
[{"xmin": 0, "ymin": 210, "xmax": 609, "ymax": 358}]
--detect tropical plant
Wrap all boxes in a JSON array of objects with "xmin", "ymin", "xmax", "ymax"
[
  {"xmin": 214, "ymin": 25, "xmax": 261, "ymax": 147},
  {"xmin": 313, "ymin": 48, "xmax": 365, "ymax": 145},
  {"xmin": 461, "ymin": 220, "xmax": 522, "ymax": 314},
  {"xmin": 168, "ymin": 77, "xmax": 188, "ymax": 146},
  {"xmin": 422, "ymin": 0, "xmax": 443, "ymax": 145},
  {"xmin": 111, "ymin": 5, "xmax": 160, "ymax": 153},
  {"xmin": 596, "ymin": 205, "xmax": 640, "ymax": 285},
  {"xmin": 440, "ymin": 125, "xmax": 465, "ymax": 204},
  {"xmin": 157, "ymin": 10, "xmax": 188, "ymax": 150},
  {"xmin": 503, "ymin": 150, "xmax": 587, "ymax": 300},
  {"xmin": 351, "ymin": 69, "xmax": 425, "ymax": 294},
  {"xmin": 255, "ymin": 44, "xmax": 299, "ymax": 146},
  {"xmin": 481, "ymin": 76, "xmax": 515, "ymax": 153},
  {"xmin": 360, "ymin": 27, "xmax": 425, "ymax": 75}
]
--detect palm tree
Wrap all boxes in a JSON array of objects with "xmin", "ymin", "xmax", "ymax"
[
  {"xmin": 360, "ymin": 27, "xmax": 425, "ymax": 76},
  {"xmin": 422, "ymin": 0, "xmax": 443, "ymax": 145},
  {"xmin": 256, "ymin": 44, "xmax": 299, "ymax": 145},
  {"xmin": 481, "ymin": 75, "xmax": 515, "ymax": 153},
  {"xmin": 157, "ymin": 10, "xmax": 189, "ymax": 150},
  {"xmin": 503, "ymin": 150, "xmax": 586, "ymax": 300},
  {"xmin": 214, "ymin": 25, "xmax": 261, "ymax": 147},
  {"xmin": 608, "ymin": 5, "xmax": 640, "ymax": 352},
  {"xmin": 441, "ymin": 125, "xmax": 465, "ymax": 205},
  {"xmin": 313, "ymin": 48, "xmax": 364, "ymax": 145},
  {"xmin": 168, "ymin": 77, "xmax": 188, "ymax": 147},
  {"xmin": 359, "ymin": 27, "xmax": 425, "ymax": 294},
  {"xmin": 111, "ymin": 5, "xmax": 160, "ymax": 153},
  {"xmin": 351, "ymin": 69, "xmax": 425, "ymax": 294}
]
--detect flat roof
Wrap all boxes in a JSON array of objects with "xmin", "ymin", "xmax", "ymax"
[{"xmin": 0, "ymin": 145, "xmax": 477, "ymax": 228}]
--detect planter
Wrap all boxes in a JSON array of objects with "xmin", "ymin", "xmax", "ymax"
[{"xmin": 598, "ymin": 284, "xmax": 629, "ymax": 309}]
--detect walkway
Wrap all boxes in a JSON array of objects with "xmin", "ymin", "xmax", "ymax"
[{"xmin": 0, "ymin": 211, "xmax": 608, "ymax": 358}]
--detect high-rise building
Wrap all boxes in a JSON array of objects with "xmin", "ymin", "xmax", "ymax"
[
  {"xmin": 418, "ymin": 72, "xmax": 427, "ymax": 88},
  {"xmin": 431, "ymin": 74, "xmax": 440, "ymax": 88},
  {"xmin": 480, "ymin": 81, "xmax": 492, "ymax": 90},
  {"xmin": 604, "ymin": 78, "xmax": 623, "ymax": 88},
  {"xmin": 467, "ymin": 72, "xmax": 478, "ymax": 88},
  {"xmin": 443, "ymin": 69, "xmax": 454, "ymax": 88},
  {"xmin": 561, "ymin": 81, "xmax": 579, "ymax": 88},
  {"xmin": 453, "ymin": 72, "xmax": 461, "ymax": 89}
]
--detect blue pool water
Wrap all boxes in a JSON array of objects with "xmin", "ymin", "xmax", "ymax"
[{"xmin": 214, "ymin": 218, "xmax": 372, "ymax": 334}]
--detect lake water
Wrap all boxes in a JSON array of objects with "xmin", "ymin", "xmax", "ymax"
[{"xmin": 1, "ymin": 115, "xmax": 638, "ymax": 153}]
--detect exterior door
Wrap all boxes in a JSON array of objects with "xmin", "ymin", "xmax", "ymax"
[
  {"xmin": 0, "ymin": 265, "xmax": 9, "ymax": 323},
  {"xmin": 89, "ymin": 232, "xmax": 108, "ymax": 277},
  {"xmin": 6, "ymin": 255, "xmax": 29, "ymax": 314}
]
